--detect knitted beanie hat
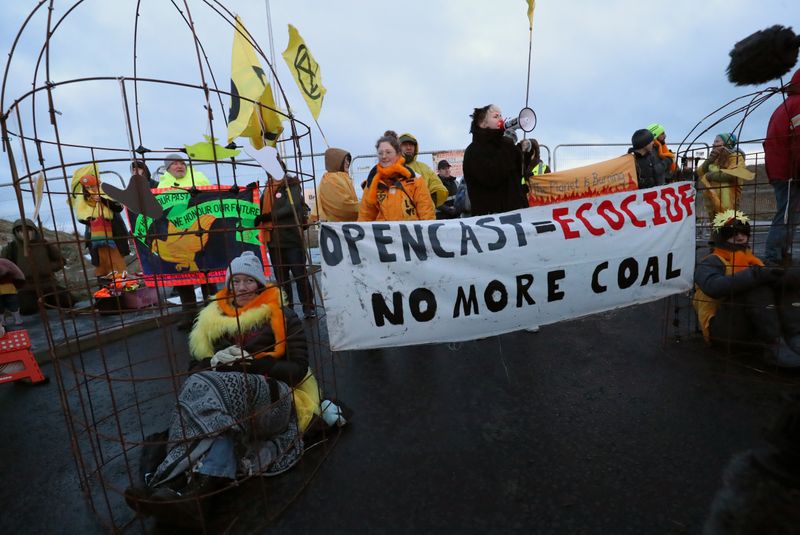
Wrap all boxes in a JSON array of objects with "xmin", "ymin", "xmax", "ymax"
[
  {"xmin": 226, "ymin": 251, "xmax": 268, "ymax": 287},
  {"xmin": 163, "ymin": 153, "xmax": 185, "ymax": 171},
  {"xmin": 631, "ymin": 129, "xmax": 655, "ymax": 150},
  {"xmin": 717, "ymin": 133, "xmax": 738, "ymax": 149}
]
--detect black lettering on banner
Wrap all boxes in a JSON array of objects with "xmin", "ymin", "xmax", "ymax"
[
  {"xmin": 453, "ymin": 285, "xmax": 479, "ymax": 317},
  {"xmin": 592, "ymin": 261, "xmax": 608, "ymax": 293},
  {"xmin": 548, "ymin": 270, "xmax": 566, "ymax": 302},
  {"xmin": 372, "ymin": 292, "xmax": 403, "ymax": 326},
  {"xmin": 475, "ymin": 217, "xmax": 506, "ymax": 250},
  {"xmin": 532, "ymin": 221, "xmax": 557, "ymax": 234},
  {"xmin": 516, "ymin": 274, "xmax": 535, "ymax": 307},
  {"xmin": 428, "ymin": 223, "xmax": 455, "ymax": 258},
  {"xmin": 373, "ymin": 224, "xmax": 396, "ymax": 262},
  {"xmin": 641, "ymin": 256, "xmax": 660, "ymax": 285},
  {"xmin": 618, "ymin": 257, "xmax": 638, "ymax": 289},
  {"xmin": 341, "ymin": 224, "xmax": 365, "ymax": 265},
  {"xmin": 399, "ymin": 224, "xmax": 427, "ymax": 262},
  {"xmin": 499, "ymin": 213, "xmax": 528, "ymax": 247},
  {"xmin": 666, "ymin": 252, "xmax": 681, "ymax": 279},
  {"xmin": 459, "ymin": 222, "xmax": 483, "ymax": 255},
  {"xmin": 320, "ymin": 226, "xmax": 343, "ymax": 266},
  {"xmin": 484, "ymin": 280, "xmax": 508, "ymax": 313},
  {"xmin": 409, "ymin": 288, "xmax": 437, "ymax": 322}
]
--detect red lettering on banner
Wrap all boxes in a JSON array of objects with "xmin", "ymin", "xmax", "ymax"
[
  {"xmin": 575, "ymin": 202, "xmax": 605, "ymax": 236},
  {"xmin": 677, "ymin": 183, "xmax": 694, "ymax": 217},
  {"xmin": 552, "ymin": 207, "xmax": 581, "ymax": 239},
  {"xmin": 551, "ymin": 184, "xmax": 694, "ymax": 239},
  {"xmin": 620, "ymin": 194, "xmax": 646, "ymax": 228},
  {"xmin": 642, "ymin": 191, "xmax": 668, "ymax": 226},
  {"xmin": 597, "ymin": 200, "xmax": 625, "ymax": 230}
]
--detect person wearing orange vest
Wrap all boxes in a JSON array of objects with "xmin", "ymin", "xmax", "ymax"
[{"xmin": 693, "ymin": 210, "xmax": 800, "ymax": 369}]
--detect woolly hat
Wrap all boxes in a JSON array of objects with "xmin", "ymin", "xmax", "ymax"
[
  {"xmin": 712, "ymin": 209, "xmax": 751, "ymax": 244},
  {"xmin": 716, "ymin": 133, "xmax": 738, "ymax": 149},
  {"xmin": 226, "ymin": 251, "xmax": 269, "ymax": 287},
  {"xmin": 163, "ymin": 153, "xmax": 185, "ymax": 170},
  {"xmin": 631, "ymin": 129, "xmax": 655, "ymax": 150},
  {"xmin": 647, "ymin": 123, "xmax": 665, "ymax": 138}
]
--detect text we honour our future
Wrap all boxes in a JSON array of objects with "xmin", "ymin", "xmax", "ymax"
[{"xmin": 321, "ymin": 183, "xmax": 694, "ymax": 327}]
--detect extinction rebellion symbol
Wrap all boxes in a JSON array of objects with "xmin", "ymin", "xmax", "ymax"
[{"xmin": 293, "ymin": 44, "xmax": 321, "ymax": 100}]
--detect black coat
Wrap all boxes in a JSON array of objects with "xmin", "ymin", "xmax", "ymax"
[
  {"xmin": 463, "ymin": 128, "xmax": 528, "ymax": 215},
  {"xmin": 630, "ymin": 148, "xmax": 667, "ymax": 189},
  {"xmin": 263, "ymin": 176, "xmax": 306, "ymax": 249}
]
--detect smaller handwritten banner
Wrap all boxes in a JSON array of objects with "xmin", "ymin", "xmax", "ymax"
[
  {"xmin": 528, "ymin": 154, "xmax": 637, "ymax": 206},
  {"xmin": 127, "ymin": 185, "xmax": 268, "ymax": 286}
]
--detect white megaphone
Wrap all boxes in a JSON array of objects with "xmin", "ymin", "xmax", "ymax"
[{"xmin": 504, "ymin": 107, "xmax": 537, "ymax": 133}]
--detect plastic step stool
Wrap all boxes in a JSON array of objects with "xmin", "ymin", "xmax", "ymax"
[{"xmin": 0, "ymin": 329, "xmax": 47, "ymax": 385}]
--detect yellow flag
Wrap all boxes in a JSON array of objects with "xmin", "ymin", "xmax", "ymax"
[
  {"xmin": 526, "ymin": 0, "xmax": 535, "ymax": 29},
  {"xmin": 228, "ymin": 16, "xmax": 284, "ymax": 148},
  {"xmin": 282, "ymin": 24, "xmax": 326, "ymax": 120}
]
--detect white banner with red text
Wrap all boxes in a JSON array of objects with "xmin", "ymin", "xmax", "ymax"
[{"xmin": 319, "ymin": 182, "xmax": 696, "ymax": 350}]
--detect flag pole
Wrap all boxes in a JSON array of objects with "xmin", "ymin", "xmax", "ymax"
[{"xmin": 525, "ymin": 22, "xmax": 533, "ymax": 109}]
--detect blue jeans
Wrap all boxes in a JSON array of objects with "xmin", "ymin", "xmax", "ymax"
[
  {"xmin": 196, "ymin": 435, "xmax": 236, "ymax": 480},
  {"xmin": 764, "ymin": 181, "xmax": 800, "ymax": 264}
]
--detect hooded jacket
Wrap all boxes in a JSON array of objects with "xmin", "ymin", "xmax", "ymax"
[
  {"xmin": 318, "ymin": 148, "xmax": 359, "ymax": 222},
  {"xmin": 463, "ymin": 127, "xmax": 528, "ymax": 215},
  {"xmin": 1, "ymin": 219, "xmax": 66, "ymax": 281},
  {"xmin": 260, "ymin": 175, "xmax": 306, "ymax": 249},
  {"xmin": 764, "ymin": 69, "xmax": 800, "ymax": 182},
  {"xmin": 698, "ymin": 147, "xmax": 754, "ymax": 215},
  {"xmin": 358, "ymin": 157, "xmax": 436, "ymax": 221},
  {"xmin": 399, "ymin": 133, "xmax": 448, "ymax": 207}
]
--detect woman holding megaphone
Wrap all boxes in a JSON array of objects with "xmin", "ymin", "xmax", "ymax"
[{"xmin": 463, "ymin": 104, "xmax": 532, "ymax": 216}]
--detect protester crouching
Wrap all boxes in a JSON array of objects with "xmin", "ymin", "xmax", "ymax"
[
  {"xmin": 692, "ymin": 210, "xmax": 800, "ymax": 369},
  {"xmin": 1, "ymin": 219, "xmax": 74, "ymax": 314}
]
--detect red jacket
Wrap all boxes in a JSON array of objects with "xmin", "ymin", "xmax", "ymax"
[{"xmin": 764, "ymin": 69, "xmax": 800, "ymax": 182}]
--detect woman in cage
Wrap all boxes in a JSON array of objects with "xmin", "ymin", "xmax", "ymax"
[{"xmin": 126, "ymin": 251, "xmax": 346, "ymax": 525}]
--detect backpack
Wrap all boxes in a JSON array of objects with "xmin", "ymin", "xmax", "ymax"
[{"xmin": 454, "ymin": 180, "xmax": 471, "ymax": 216}]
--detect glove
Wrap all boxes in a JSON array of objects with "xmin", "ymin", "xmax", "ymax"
[
  {"xmin": 753, "ymin": 266, "xmax": 784, "ymax": 284},
  {"xmin": 253, "ymin": 212, "xmax": 271, "ymax": 226},
  {"xmin": 210, "ymin": 346, "xmax": 252, "ymax": 369}
]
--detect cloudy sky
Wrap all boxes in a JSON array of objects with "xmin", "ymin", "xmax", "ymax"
[{"xmin": 0, "ymin": 0, "xmax": 796, "ymax": 225}]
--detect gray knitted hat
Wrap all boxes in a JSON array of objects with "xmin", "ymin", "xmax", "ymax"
[
  {"xmin": 163, "ymin": 153, "xmax": 185, "ymax": 170},
  {"xmin": 226, "ymin": 251, "xmax": 269, "ymax": 287}
]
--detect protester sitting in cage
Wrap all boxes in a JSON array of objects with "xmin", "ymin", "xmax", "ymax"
[
  {"xmin": 1, "ymin": 219, "xmax": 74, "ymax": 314},
  {"xmin": 157, "ymin": 153, "xmax": 211, "ymax": 188},
  {"xmin": 130, "ymin": 160, "xmax": 159, "ymax": 188},
  {"xmin": 125, "ymin": 251, "xmax": 346, "ymax": 525},
  {"xmin": 358, "ymin": 130, "xmax": 436, "ymax": 222},
  {"xmin": 697, "ymin": 133, "xmax": 754, "ymax": 221},
  {"xmin": 627, "ymin": 129, "xmax": 667, "ymax": 189},
  {"xmin": 67, "ymin": 164, "xmax": 131, "ymax": 279},
  {"xmin": 692, "ymin": 210, "xmax": 800, "ymax": 369},
  {"xmin": 317, "ymin": 148, "xmax": 359, "ymax": 222}
]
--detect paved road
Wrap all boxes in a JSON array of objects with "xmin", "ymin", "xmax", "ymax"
[{"xmin": 0, "ymin": 299, "xmax": 796, "ymax": 534}]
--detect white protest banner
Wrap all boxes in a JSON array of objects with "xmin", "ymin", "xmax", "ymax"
[{"xmin": 320, "ymin": 182, "xmax": 696, "ymax": 350}]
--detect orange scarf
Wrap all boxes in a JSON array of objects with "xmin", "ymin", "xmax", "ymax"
[
  {"xmin": 215, "ymin": 285, "xmax": 287, "ymax": 359},
  {"xmin": 712, "ymin": 247, "xmax": 764, "ymax": 273},
  {"xmin": 363, "ymin": 157, "xmax": 411, "ymax": 205},
  {"xmin": 654, "ymin": 139, "xmax": 677, "ymax": 173}
]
